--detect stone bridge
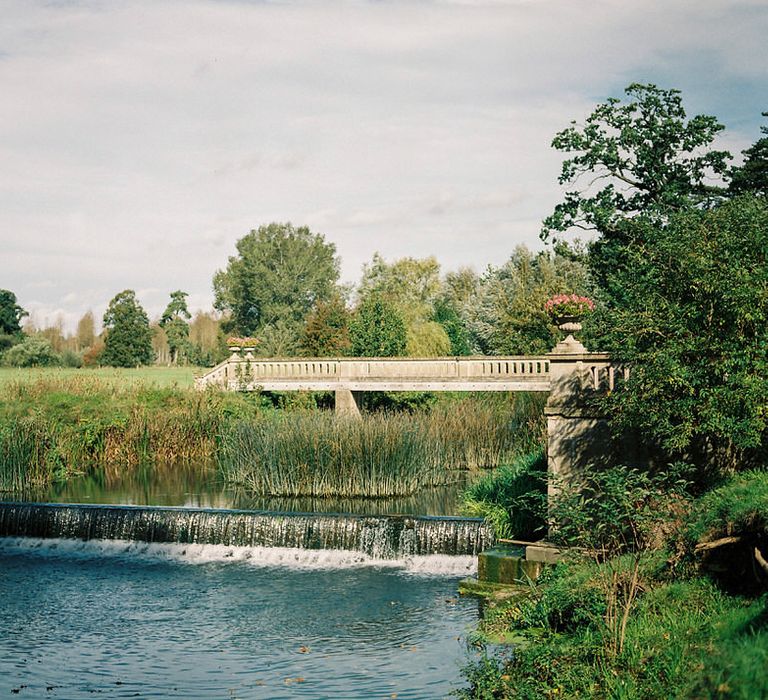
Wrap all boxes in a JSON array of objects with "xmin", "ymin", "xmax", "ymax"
[{"xmin": 196, "ymin": 334, "xmax": 630, "ymax": 491}]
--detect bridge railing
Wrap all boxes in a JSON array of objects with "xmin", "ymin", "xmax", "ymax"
[{"xmin": 195, "ymin": 355, "xmax": 551, "ymax": 390}]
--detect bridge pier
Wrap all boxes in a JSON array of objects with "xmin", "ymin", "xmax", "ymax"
[
  {"xmin": 335, "ymin": 389, "xmax": 361, "ymax": 418},
  {"xmin": 545, "ymin": 335, "xmax": 624, "ymax": 501}
]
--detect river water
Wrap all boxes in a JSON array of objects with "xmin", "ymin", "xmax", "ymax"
[
  {"xmin": 0, "ymin": 538, "xmax": 478, "ymax": 699},
  {"xmin": 0, "ymin": 467, "xmax": 481, "ymax": 698},
  {"xmin": 3, "ymin": 462, "xmax": 467, "ymax": 516}
]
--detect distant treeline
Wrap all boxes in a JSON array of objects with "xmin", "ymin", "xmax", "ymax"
[{"xmin": 0, "ymin": 233, "xmax": 593, "ymax": 369}]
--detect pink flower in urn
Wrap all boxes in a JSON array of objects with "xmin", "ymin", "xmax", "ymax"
[{"xmin": 544, "ymin": 294, "xmax": 595, "ymax": 321}]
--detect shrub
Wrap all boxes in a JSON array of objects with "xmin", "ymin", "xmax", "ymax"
[
  {"xmin": 60, "ymin": 349, "xmax": 83, "ymax": 368},
  {"xmin": 2, "ymin": 336, "xmax": 60, "ymax": 367},
  {"xmin": 460, "ymin": 449, "xmax": 547, "ymax": 540}
]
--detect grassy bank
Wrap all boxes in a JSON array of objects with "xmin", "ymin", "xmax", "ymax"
[
  {"xmin": 0, "ymin": 376, "xmax": 261, "ymax": 491},
  {"xmin": 455, "ymin": 471, "xmax": 768, "ymax": 699},
  {"xmin": 0, "ymin": 365, "xmax": 200, "ymax": 389},
  {"xmin": 457, "ymin": 558, "xmax": 768, "ymax": 699},
  {"xmin": 0, "ymin": 373, "xmax": 545, "ymax": 496}
]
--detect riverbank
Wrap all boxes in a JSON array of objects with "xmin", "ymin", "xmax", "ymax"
[
  {"xmin": 0, "ymin": 372, "xmax": 545, "ymax": 498},
  {"xmin": 454, "ymin": 471, "xmax": 768, "ymax": 699}
]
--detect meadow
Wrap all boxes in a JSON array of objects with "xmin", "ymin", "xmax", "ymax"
[{"xmin": 0, "ymin": 365, "xmax": 199, "ymax": 389}]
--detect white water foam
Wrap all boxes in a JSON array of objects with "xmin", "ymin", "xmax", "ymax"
[{"xmin": 0, "ymin": 537, "xmax": 477, "ymax": 576}]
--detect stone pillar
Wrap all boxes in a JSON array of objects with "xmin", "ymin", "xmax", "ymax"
[
  {"xmin": 545, "ymin": 334, "xmax": 611, "ymax": 502},
  {"xmin": 335, "ymin": 388, "xmax": 361, "ymax": 418}
]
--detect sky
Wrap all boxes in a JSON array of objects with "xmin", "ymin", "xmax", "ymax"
[{"xmin": 1, "ymin": 0, "xmax": 767, "ymax": 332}]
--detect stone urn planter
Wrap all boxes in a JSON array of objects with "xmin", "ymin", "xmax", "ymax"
[{"xmin": 555, "ymin": 314, "xmax": 583, "ymax": 334}]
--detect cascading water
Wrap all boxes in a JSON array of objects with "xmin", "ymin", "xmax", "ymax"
[{"xmin": 0, "ymin": 502, "xmax": 494, "ymax": 558}]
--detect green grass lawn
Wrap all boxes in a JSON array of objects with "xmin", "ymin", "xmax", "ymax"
[{"xmin": 0, "ymin": 365, "xmax": 203, "ymax": 389}]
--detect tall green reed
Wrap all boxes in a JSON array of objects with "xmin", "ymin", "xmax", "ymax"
[{"xmin": 219, "ymin": 395, "xmax": 545, "ymax": 498}]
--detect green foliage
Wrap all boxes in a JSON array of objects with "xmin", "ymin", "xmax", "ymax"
[
  {"xmin": 685, "ymin": 471, "xmax": 768, "ymax": 546},
  {"xmin": 598, "ymin": 196, "xmax": 768, "ymax": 473},
  {"xmin": 254, "ymin": 319, "xmax": 301, "ymax": 357},
  {"xmin": 548, "ymin": 465, "xmax": 689, "ymax": 555},
  {"xmin": 541, "ymin": 82, "xmax": 731, "ymax": 243},
  {"xmin": 0, "ymin": 334, "xmax": 17, "ymax": 352},
  {"xmin": 461, "ymin": 449, "xmax": 547, "ymax": 540},
  {"xmin": 349, "ymin": 294, "xmax": 407, "ymax": 357},
  {"xmin": 730, "ymin": 113, "xmax": 768, "ymax": 197},
  {"xmin": 456, "ymin": 570, "xmax": 768, "ymax": 700},
  {"xmin": 433, "ymin": 299, "xmax": 472, "ymax": 355},
  {"xmin": 406, "ymin": 319, "xmax": 452, "ymax": 356},
  {"xmin": 358, "ymin": 253, "xmax": 453, "ymax": 356},
  {"xmin": 358, "ymin": 253, "xmax": 442, "ymax": 324},
  {"xmin": 452, "ymin": 653, "xmax": 511, "ymax": 700},
  {"xmin": 213, "ymin": 222, "xmax": 340, "ymax": 336},
  {"xmin": 160, "ymin": 290, "xmax": 192, "ymax": 364},
  {"xmin": 0, "ymin": 289, "xmax": 27, "ymax": 336},
  {"xmin": 301, "ymin": 294, "xmax": 351, "ymax": 356},
  {"xmin": 3, "ymin": 336, "xmax": 60, "ymax": 367},
  {"xmin": 462, "ymin": 244, "xmax": 593, "ymax": 355},
  {"xmin": 60, "ymin": 349, "xmax": 83, "ymax": 368},
  {"xmin": 101, "ymin": 290, "xmax": 154, "ymax": 367}
]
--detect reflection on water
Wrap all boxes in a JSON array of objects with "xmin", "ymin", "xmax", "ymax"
[{"xmin": 6, "ymin": 461, "xmax": 469, "ymax": 516}]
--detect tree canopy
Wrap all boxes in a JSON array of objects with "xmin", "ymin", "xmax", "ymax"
[
  {"xmin": 160, "ymin": 290, "xmax": 192, "ymax": 364},
  {"xmin": 0, "ymin": 289, "xmax": 28, "ymax": 337},
  {"xmin": 301, "ymin": 294, "xmax": 351, "ymax": 357},
  {"xmin": 541, "ymin": 83, "xmax": 731, "ymax": 242},
  {"xmin": 101, "ymin": 290, "xmax": 154, "ymax": 367},
  {"xmin": 597, "ymin": 196, "xmax": 768, "ymax": 474},
  {"xmin": 213, "ymin": 223, "xmax": 340, "ymax": 337},
  {"xmin": 349, "ymin": 295, "xmax": 407, "ymax": 357},
  {"xmin": 461, "ymin": 244, "xmax": 593, "ymax": 355},
  {"xmin": 730, "ymin": 113, "xmax": 768, "ymax": 197},
  {"xmin": 357, "ymin": 254, "xmax": 451, "ymax": 356}
]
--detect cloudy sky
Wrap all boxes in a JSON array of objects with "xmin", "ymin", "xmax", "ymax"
[{"xmin": 2, "ymin": 0, "xmax": 767, "ymax": 331}]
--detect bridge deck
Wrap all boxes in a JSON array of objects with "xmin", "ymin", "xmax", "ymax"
[{"xmin": 196, "ymin": 356, "xmax": 552, "ymax": 392}]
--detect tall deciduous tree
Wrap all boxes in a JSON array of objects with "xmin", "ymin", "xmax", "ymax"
[
  {"xmin": 101, "ymin": 290, "xmax": 154, "ymax": 367},
  {"xmin": 349, "ymin": 295, "xmax": 407, "ymax": 357},
  {"xmin": 541, "ymin": 83, "xmax": 731, "ymax": 243},
  {"xmin": 730, "ymin": 113, "xmax": 768, "ymax": 197},
  {"xmin": 160, "ymin": 290, "xmax": 192, "ymax": 364},
  {"xmin": 0, "ymin": 289, "xmax": 27, "ymax": 337},
  {"xmin": 188, "ymin": 311, "xmax": 226, "ymax": 366},
  {"xmin": 76, "ymin": 311, "xmax": 96, "ymax": 351},
  {"xmin": 358, "ymin": 254, "xmax": 451, "ymax": 356},
  {"xmin": 599, "ymin": 196, "xmax": 768, "ymax": 475},
  {"xmin": 301, "ymin": 294, "xmax": 351, "ymax": 357},
  {"xmin": 462, "ymin": 244, "xmax": 593, "ymax": 355},
  {"xmin": 213, "ymin": 222, "xmax": 340, "ymax": 336}
]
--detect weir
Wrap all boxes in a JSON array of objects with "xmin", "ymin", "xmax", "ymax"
[{"xmin": 0, "ymin": 502, "xmax": 494, "ymax": 559}]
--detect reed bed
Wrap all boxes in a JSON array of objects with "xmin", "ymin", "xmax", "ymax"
[
  {"xmin": 219, "ymin": 413, "xmax": 441, "ymax": 497},
  {"xmin": 0, "ymin": 373, "xmax": 546, "ymax": 497},
  {"xmin": 0, "ymin": 421, "xmax": 52, "ymax": 492},
  {"xmin": 219, "ymin": 396, "xmax": 545, "ymax": 498}
]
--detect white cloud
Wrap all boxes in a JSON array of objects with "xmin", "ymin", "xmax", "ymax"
[{"xmin": 0, "ymin": 0, "xmax": 765, "ymax": 330}]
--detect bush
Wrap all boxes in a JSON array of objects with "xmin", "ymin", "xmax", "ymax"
[
  {"xmin": 460, "ymin": 449, "xmax": 547, "ymax": 540},
  {"xmin": 60, "ymin": 349, "xmax": 83, "ymax": 368},
  {"xmin": 2, "ymin": 336, "xmax": 60, "ymax": 367},
  {"xmin": 547, "ymin": 464, "xmax": 690, "ymax": 555}
]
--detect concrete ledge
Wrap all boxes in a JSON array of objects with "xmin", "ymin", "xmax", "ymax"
[
  {"xmin": 525, "ymin": 544, "xmax": 562, "ymax": 565},
  {"xmin": 477, "ymin": 545, "xmax": 546, "ymax": 585}
]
